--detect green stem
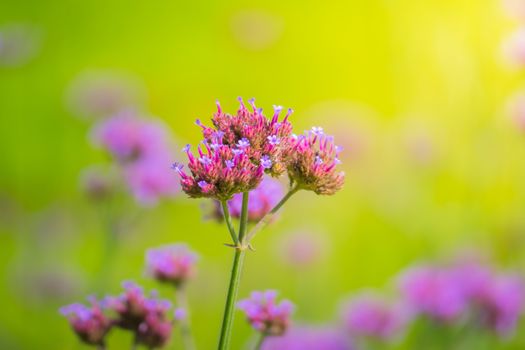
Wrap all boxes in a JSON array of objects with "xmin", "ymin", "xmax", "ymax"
[
  {"xmin": 221, "ymin": 200, "xmax": 238, "ymax": 245},
  {"xmin": 217, "ymin": 192, "xmax": 249, "ymax": 350},
  {"xmin": 254, "ymin": 333, "xmax": 266, "ymax": 350},
  {"xmin": 175, "ymin": 287, "xmax": 196, "ymax": 350},
  {"xmin": 244, "ymin": 185, "xmax": 300, "ymax": 243}
]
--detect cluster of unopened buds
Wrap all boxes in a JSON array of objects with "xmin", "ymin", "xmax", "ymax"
[{"xmin": 61, "ymin": 282, "xmax": 176, "ymax": 349}]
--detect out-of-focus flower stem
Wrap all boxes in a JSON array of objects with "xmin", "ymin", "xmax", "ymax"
[
  {"xmin": 243, "ymin": 185, "xmax": 300, "ymax": 245},
  {"xmin": 218, "ymin": 192, "xmax": 249, "ymax": 350},
  {"xmin": 97, "ymin": 204, "xmax": 118, "ymax": 291},
  {"xmin": 176, "ymin": 287, "xmax": 196, "ymax": 350},
  {"xmin": 254, "ymin": 333, "xmax": 266, "ymax": 350}
]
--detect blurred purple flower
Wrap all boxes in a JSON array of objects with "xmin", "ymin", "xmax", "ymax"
[
  {"xmin": 91, "ymin": 111, "xmax": 170, "ymax": 163},
  {"xmin": 341, "ymin": 292, "xmax": 410, "ymax": 341},
  {"xmin": 125, "ymin": 154, "xmax": 179, "ymax": 206},
  {"xmin": 146, "ymin": 244, "xmax": 199, "ymax": 287},
  {"xmin": 104, "ymin": 281, "xmax": 173, "ymax": 347},
  {"xmin": 398, "ymin": 266, "xmax": 469, "ymax": 322},
  {"xmin": 262, "ymin": 325, "xmax": 353, "ymax": 350},
  {"xmin": 228, "ymin": 177, "xmax": 284, "ymax": 222},
  {"xmin": 475, "ymin": 274, "xmax": 525, "ymax": 337},
  {"xmin": 91, "ymin": 111, "xmax": 179, "ymax": 205},
  {"xmin": 60, "ymin": 297, "xmax": 112, "ymax": 347},
  {"xmin": 237, "ymin": 290, "xmax": 294, "ymax": 336}
]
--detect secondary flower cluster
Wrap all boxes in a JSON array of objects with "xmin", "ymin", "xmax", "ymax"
[
  {"xmin": 91, "ymin": 111, "xmax": 179, "ymax": 205},
  {"xmin": 284, "ymin": 128, "xmax": 344, "ymax": 195},
  {"xmin": 146, "ymin": 244, "xmax": 199, "ymax": 287},
  {"xmin": 342, "ymin": 293, "xmax": 409, "ymax": 341},
  {"xmin": 173, "ymin": 98, "xmax": 345, "ymax": 201},
  {"xmin": 59, "ymin": 297, "xmax": 112, "ymax": 347},
  {"xmin": 398, "ymin": 261, "xmax": 525, "ymax": 337},
  {"xmin": 61, "ymin": 282, "xmax": 176, "ymax": 349},
  {"xmin": 237, "ymin": 290, "xmax": 295, "ymax": 336}
]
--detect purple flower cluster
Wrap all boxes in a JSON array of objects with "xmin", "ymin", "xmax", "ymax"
[
  {"xmin": 61, "ymin": 282, "xmax": 176, "ymax": 349},
  {"xmin": 284, "ymin": 127, "xmax": 345, "ymax": 195},
  {"xmin": 60, "ymin": 297, "xmax": 112, "ymax": 347},
  {"xmin": 90, "ymin": 110, "xmax": 179, "ymax": 205},
  {"xmin": 237, "ymin": 290, "xmax": 294, "ymax": 336},
  {"xmin": 261, "ymin": 325, "xmax": 352, "ymax": 350},
  {"xmin": 173, "ymin": 98, "xmax": 345, "ymax": 200},
  {"xmin": 227, "ymin": 177, "xmax": 284, "ymax": 222},
  {"xmin": 342, "ymin": 293, "xmax": 409, "ymax": 341},
  {"xmin": 398, "ymin": 262, "xmax": 525, "ymax": 337},
  {"xmin": 146, "ymin": 244, "xmax": 199, "ymax": 287}
]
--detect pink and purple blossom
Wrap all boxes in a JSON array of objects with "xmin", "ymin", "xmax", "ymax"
[
  {"xmin": 91, "ymin": 111, "xmax": 179, "ymax": 205},
  {"xmin": 196, "ymin": 98, "xmax": 293, "ymax": 177},
  {"xmin": 341, "ymin": 293, "xmax": 410, "ymax": 341},
  {"xmin": 59, "ymin": 297, "xmax": 112, "ymax": 347},
  {"xmin": 146, "ymin": 244, "xmax": 199, "ymax": 287},
  {"xmin": 261, "ymin": 325, "xmax": 352, "ymax": 350},
  {"xmin": 398, "ymin": 266, "xmax": 469, "ymax": 322},
  {"xmin": 227, "ymin": 176, "xmax": 284, "ymax": 222},
  {"xmin": 104, "ymin": 281, "xmax": 173, "ymax": 348},
  {"xmin": 237, "ymin": 290, "xmax": 294, "ymax": 336},
  {"xmin": 284, "ymin": 128, "xmax": 345, "ymax": 195}
]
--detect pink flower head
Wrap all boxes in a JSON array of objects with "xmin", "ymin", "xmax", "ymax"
[
  {"xmin": 284, "ymin": 127, "xmax": 344, "ymax": 195},
  {"xmin": 91, "ymin": 110, "xmax": 171, "ymax": 164},
  {"xmin": 172, "ymin": 141, "xmax": 263, "ymax": 201},
  {"xmin": 146, "ymin": 244, "xmax": 199, "ymax": 287},
  {"xmin": 59, "ymin": 297, "xmax": 112, "ymax": 346},
  {"xmin": 125, "ymin": 154, "xmax": 179, "ymax": 206},
  {"xmin": 262, "ymin": 325, "xmax": 353, "ymax": 350},
  {"xmin": 398, "ymin": 266, "xmax": 468, "ymax": 323},
  {"xmin": 135, "ymin": 297, "xmax": 173, "ymax": 349},
  {"xmin": 237, "ymin": 290, "xmax": 294, "ymax": 336},
  {"xmin": 228, "ymin": 176, "xmax": 284, "ymax": 222},
  {"xmin": 197, "ymin": 98, "xmax": 294, "ymax": 176},
  {"xmin": 475, "ymin": 274, "xmax": 525, "ymax": 337},
  {"xmin": 342, "ymin": 293, "xmax": 409, "ymax": 341}
]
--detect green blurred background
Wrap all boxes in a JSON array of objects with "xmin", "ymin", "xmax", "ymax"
[{"xmin": 1, "ymin": 0, "xmax": 525, "ymax": 349}]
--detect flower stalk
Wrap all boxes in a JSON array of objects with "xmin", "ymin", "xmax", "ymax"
[{"xmin": 218, "ymin": 192, "xmax": 249, "ymax": 350}]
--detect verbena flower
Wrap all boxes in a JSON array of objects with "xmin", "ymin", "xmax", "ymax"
[
  {"xmin": 398, "ymin": 266, "xmax": 468, "ymax": 322},
  {"xmin": 261, "ymin": 325, "xmax": 352, "ymax": 350},
  {"xmin": 125, "ymin": 153, "xmax": 179, "ymax": 206},
  {"xmin": 237, "ymin": 290, "xmax": 294, "ymax": 336},
  {"xmin": 146, "ymin": 244, "xmax": 199, "ymax": 287},
  {"xmin": 342, "ymin": 293, "xmax": 409, "ymax": 341},
  {"xmin": 172, "ymin": 139, "xmax": 263, "ymax": 201},
  {"xmin": 473, "ymin": 273, "xmax": 525, "ymax": 337},
  {"xmin": 284, "ymin": 128, "xmax": 344, "ymax": 195},
  {"xmin": 135, "ymin": 298, "xmax": 173, "ymax": 349},
  {"xmin": 196, "ymin": 98, "xmax": 293, "ymax": 176},
  {"xmin": 91, "ymin": 110, "xmax": 171, "ymax": 164},
  {"xmin": 228, "ymin": 176, "xmax": 284, "ymax": 222},
  {"xmin": 91, "ymin": 111, "xmax": 179, "ymax": 205},
  {"xmin": 59, "ymin": 297, "xmax": 112, "ymax": 347}
]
